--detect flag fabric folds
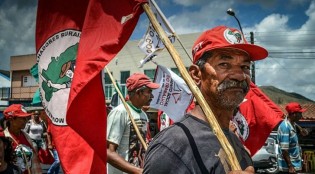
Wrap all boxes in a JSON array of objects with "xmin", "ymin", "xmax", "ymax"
[
  {"xmin": 150, "ymin": 65, "xmax": 193, "ymax": 122},
  {"xmin": 36, "ymin": 1, "xmax": 92, "ymax": 173},
  {"xmin": 232, "ymin": 82, "xmax": 283, "ymax": 156},
  {"xmin": 36, "ymin": 0, "xmax": 146, "ymax": 173}
]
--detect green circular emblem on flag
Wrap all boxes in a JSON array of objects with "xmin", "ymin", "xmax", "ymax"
[{"xmin": 37, "ymin": 29, "xmax": 81, "ymax": 126}]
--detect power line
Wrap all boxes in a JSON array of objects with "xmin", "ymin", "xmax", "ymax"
[
  {"xmin": 269, "ymin": 52, "xmax": 315, "ymax": 53},
  {"xmin": 268, "ymin": 57, "xmax": 315, "ymax": 59}
]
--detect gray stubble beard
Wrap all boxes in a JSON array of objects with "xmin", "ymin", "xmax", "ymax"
[{"xmin": 214, "ymin": 80, "xmax": 249, "ymax": 111}]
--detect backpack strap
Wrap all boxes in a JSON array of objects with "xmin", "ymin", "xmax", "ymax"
[
  {"xmin": 40, "ymin": 120, "xmax": 48, "ymax": 133},
  {"xmin": 175, "ymin": 122, "xmax": 209, "ymax": 174},
  {"xmin": 24, "ymin": 120, "xmax": 31, "ymax": 133}
]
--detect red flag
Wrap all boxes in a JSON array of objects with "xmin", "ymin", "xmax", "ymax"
[
  {"xmin": 233, "ymin": 82, "xmax": 283, "ymax": 156},
  {"xmin": 36, "ymin": 0, "xmax": 146, "ymax": 173},
  {"xmin": 156, "ymin": 102, "xmax": 194, "ymax": 131},
  {"xmin": 157, "ymin": 110, "xmax": 174, "ymax": 131},
  {"xmin": 67, "ymin": 0, "xmax": 145, "ymax": 166}
]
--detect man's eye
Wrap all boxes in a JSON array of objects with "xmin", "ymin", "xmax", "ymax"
[
  {"xmin": 218, "ymin": 63, "xmax": 229, "ymax": 69},
  {"xmin": 242, "ymin": 65, "xmax": 251, "ymax": 70}
]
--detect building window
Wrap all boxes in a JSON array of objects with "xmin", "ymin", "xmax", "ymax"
[
  {"xmin": 0, "ymin": 87, "xmax": 10, "ymax": 99},
  {"xmin": 104, "ymin": 72, "xmax": 112, "ymax": 84},
  {"xmin": 120, "ymin": 71, "xmax": 129, "ymax": 96},
  {"xmin": 22, "ymin": 76, "xmax": 37, "ymax": 87},
  {"xmin": 104, "ymin": 72, "xmax": 113, "ymax": 98},
  {"xmin": 120, "ymin": 71, "xmax": 130, "ymax": 84},
  {"xmin": 144, "ymin": 69, "xmax": 156, "ymax": 81}
]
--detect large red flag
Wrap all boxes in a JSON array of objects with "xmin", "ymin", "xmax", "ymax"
[
  {"xmin": 36, "ymin": 0, "xmax": 146, "ymax": 173},
  {"xmin": 232, "ymin": 82, "xmax": 283, "ymax": 156},
  {"xmin": 67, "ymin": 0, "xmax": 146, "ymax": 165}
]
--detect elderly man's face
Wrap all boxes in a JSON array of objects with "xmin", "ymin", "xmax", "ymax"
[
  {"xmin": 137, "ymin": 87, "xmax": 154, "ymax": 107},
  {"xmin": 199, "ymin": 48, "xmax": 251, "ymax": 110}
]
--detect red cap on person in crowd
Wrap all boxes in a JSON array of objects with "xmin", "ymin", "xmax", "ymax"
[
  {"xmin": 192, "ymin": 26, "xmax": 268, "ymax": 63},
  {"xmin": 3, "ymin": 104, "xmax": 32, "ymax": 119},
  {"xmin": 126, "ymin": 73, "xmax": 160, "ymax": 91},
  {"xmin": 285, "ymin": 102, "xmax": 307, "ymax": 114}
]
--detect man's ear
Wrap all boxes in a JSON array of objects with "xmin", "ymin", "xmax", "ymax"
[{"xmin": 189, "ymin": 65, "xmax": 201, "ymax": 86}]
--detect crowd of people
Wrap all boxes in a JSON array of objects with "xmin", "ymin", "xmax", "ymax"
[
  {"xmin": 1, "ymin": 25, "xmax": 310, "ymax": 174},
  {"xmin": 0, "ymin": 104, "xmax": 60, "ymax": 174}
]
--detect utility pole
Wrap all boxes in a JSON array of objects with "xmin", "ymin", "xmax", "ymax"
[
  {"xmin": 227, "ymin": 8, "xmax": 256, "ymax": 83},
  {"xmin": 250, "ymin": 32, "xmax": 255, "ymax": 84}
]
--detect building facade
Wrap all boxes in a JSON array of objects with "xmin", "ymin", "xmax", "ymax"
[
  {"xmin": 9, "ymin": 54, "xmax": 38, "ymax": 106},
  {"xmin": 0, "ymin": 70, "xmax": 10, "ymax": 106}
]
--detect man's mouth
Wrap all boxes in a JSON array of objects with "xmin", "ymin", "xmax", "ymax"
[
  {"xmin": 224, "ymin": 87, "xmax": 245, "ymax": 92},
  {"xmin": 218, "ymin": 80, "xmax": 249, "ymax": 93}
]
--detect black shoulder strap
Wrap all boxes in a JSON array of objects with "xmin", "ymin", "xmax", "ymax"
[
  {"xmin": 40, "ymin": 120, "xmax": 47, "ymax": 132},
  {"xmin": 175, "ymin": 122, "xmax": 209, "ymax": 174},
  {"xmin": 25, "ymin": 121, "xmax": 31, "ymax": 133}
]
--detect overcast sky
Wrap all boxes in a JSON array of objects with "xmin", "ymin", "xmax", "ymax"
[{"xmin": 0, "ymin": 0, "xmax": 314, "ymax": 101}]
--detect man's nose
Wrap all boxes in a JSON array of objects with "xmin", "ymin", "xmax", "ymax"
[{"xmin": 228, "ymin": 67, "xmax": 248, "ymax": 81}]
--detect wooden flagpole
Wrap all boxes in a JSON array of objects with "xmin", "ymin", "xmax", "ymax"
[
  {"xmin": 105, "ymin": 67, "xmax": 148, "ymax": 150},
  {"xmin": 142, "ymin": 3, "xmax": 241, "ymax": 170}
]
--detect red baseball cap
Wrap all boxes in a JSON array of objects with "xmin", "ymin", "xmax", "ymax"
[
  {"xmin": 126, "ymin": 73, "xmax": 160, "ymax": 91},
  {"xmin": 285, "ymin": 102, "xmax": 307, "ymax": 114},
  {"xmin": 192, "ymin": 26, "xmax": 268, "ymax": 63},
  {"xmin": 3, "ymin": 104, "xmax": 31, "ymax": 119}
]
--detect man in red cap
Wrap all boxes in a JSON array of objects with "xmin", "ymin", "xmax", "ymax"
[
  {"xmin": 107, "ymin": 73, "xmax": 159, "ymax": 174},
  {"xmin": 277, "ymin": 102, "xmax": 307, "ymax": 173},
  {"xmin": 1, "ymin": 104, "xmax": 42, "ymax": 174},
  {"xmin": 144, "ymin": 26, "xmax": 268, "ymax": 174}
]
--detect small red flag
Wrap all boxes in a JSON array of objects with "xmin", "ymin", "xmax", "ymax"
[{"xmin": 233, "ymin": 82, "xmax": 283, "ymax": 156}]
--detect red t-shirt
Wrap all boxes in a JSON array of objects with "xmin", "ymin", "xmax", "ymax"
[{"xmin": 9, "ymin": 131, "xmax": 32, "ymax": 150}]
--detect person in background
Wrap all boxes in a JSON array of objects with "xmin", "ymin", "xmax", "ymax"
[
  {"xmin": 143, "ymin": 25, "xmax": 268, "ymax": 174},
  {"xmin": 277, "ymin": 102, "xmax": 307, "ymax": 173},
  {"xmin": 46, "ymin": 122, "xmax": 61, "ymax": 174},
  {"xmin": 107, "ymin": 73, "xmax": 159, "ymax": 174},
  {"xmin": 24, "ymin": 110, "xmax": 47, "ymax": 152},
  {"xmin": 1, "ymin": 104, "xmax": 42, "ymax": 174},
  {"xmin": 0, "ymin": 128, "xmax": 22, "ymax": 174}
]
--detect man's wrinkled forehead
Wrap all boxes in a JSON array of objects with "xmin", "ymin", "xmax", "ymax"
[{"xmin": 210, "ymin": 48, "xmax": 251, "ymax": 62}]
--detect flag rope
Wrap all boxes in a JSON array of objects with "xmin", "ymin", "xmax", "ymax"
[
  {"xmin": 105, "ymin": 67, "xmax": 148, "ymax": 150},
  {"xmin": 142, "ymin": 3, "xmax": 241, "ymax": 170}
]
